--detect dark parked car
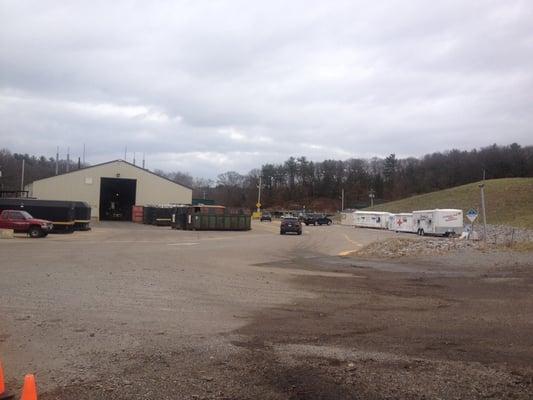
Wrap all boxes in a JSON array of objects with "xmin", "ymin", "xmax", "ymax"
[
  {"xmin": 302, "ymin": 214, "xmax": 332, "ymax": 226},
  {"xmin": 260, "ymin": 212, "xmax": 272, "ymax": 222},
  {"xmin": 280, "ymin": 217, "xmax": 302, "ymax": 235}
]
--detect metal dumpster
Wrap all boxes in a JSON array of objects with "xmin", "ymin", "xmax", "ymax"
[{"xmin": 185, "ymin": 213, "xmax": 251, "ymax": 231}]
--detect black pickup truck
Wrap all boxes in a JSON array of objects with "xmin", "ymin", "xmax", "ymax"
[{"xmin": 301, "ymin": 213, "xmax": 332, "ymax": 226}]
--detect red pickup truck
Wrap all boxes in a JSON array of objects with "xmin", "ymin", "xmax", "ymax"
[{"xmin": 0, "ymin": 210, "xmax": 53, "ymax": 238}]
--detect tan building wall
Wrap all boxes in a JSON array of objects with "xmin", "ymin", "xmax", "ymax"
[{"xmin": 26, "ymin": 160, "xmax": 192, "ymax": 219}]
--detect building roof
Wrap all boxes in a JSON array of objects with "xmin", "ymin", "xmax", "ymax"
[{"xmin": 28, "ymin": 159, "xmax": 193, "ymax": 190}]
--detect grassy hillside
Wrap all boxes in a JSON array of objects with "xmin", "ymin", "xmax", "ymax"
[{"xmin": 366, "ymin": 178, "xmax": 533, "ymax": 229}]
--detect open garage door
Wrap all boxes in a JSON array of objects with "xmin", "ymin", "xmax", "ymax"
[{"xmin": 99, "ymin": 178, "xmax": 137, "ymax": 221}]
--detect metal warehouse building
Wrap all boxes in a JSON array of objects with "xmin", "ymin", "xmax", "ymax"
[{"xmin": 26, "ymin": 160, "xmax": 192, "ymax": 221}]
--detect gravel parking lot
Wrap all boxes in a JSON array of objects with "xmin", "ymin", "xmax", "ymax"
[{"xmin": 1, "ymin": 221, "xmax": 532, "ymax": 399}]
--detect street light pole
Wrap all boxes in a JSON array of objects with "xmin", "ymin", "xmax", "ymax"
[
  {"xmin": 20, "ymin": 159, "xmax": 25, "ymax": 191},
  {"xmin": 479, "ymin": 169, "xmax": 488, "ymax": 243}
]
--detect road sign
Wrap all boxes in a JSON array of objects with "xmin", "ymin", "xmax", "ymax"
[
  {"xmin": 466, "ymin": 208, "xmax": 478, "ymax": 222},
  {"xmin": 256, "ymin": 202, "xmax": 261, "ymax": 208}
]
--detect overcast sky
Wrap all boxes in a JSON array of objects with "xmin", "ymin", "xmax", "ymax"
[{"xmin": 1, "ymin": 1, "xmax": 532, "ymax": 178}]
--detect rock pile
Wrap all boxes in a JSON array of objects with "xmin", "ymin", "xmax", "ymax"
[
  {"xmin": 356, "ymin": 238, "xmax": 475, "ymax": 258},
  {"xmin": 480, "ymin": 224, "xmax": 533, "ymax": 245},
  {"xmin": 356, "ymin": 224, "xmax": 533, "ymax": 258}
]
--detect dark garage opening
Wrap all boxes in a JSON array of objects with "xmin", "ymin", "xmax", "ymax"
[{"xmin": 99, "ymin": 178, "xmax": 137, "ymax": 221}]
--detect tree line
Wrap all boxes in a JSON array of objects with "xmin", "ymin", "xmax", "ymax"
[
  {"xmin": 1, "ymin": 144, "xmax": 532, "ymax": 210},
  {"xmin": 0, "ymin": 149, "xmax": 88, "ymax": 193}
]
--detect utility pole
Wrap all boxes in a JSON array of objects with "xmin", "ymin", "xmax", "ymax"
[
  {"xmin": 369, "ymin": 189, "xmax": 375, "ymax": 207},
  {"xmin": 341, "ymin": 188, "xmax": 345, "ymax": 211},
  {"xmin": 142, "ymin": 153, "xmax": 145, "ymax": 169},
  {"xmin": 479, "ymin": 169, "xmax": 488, "ymax": 243},
  {"xmin": 133, "ymin": 152, "xmax": 136, "ymax": 166},
  {"xmin": 82, "ymin": 143, "xmax": 86, "ymax": 164},
  {"xmin": 66, "ymin": 147, "xmax": 70, "ymax": 172},
  {"xmin": 20, "ymin": 159, "xmax": 25, "ymax": 191},
  {"xmin": 257, "ymin": 175, "xmax": 262, "ymax": 213}
]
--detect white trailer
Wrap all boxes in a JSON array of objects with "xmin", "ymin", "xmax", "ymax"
[
  {"xmin": 354, "ymin": 211, "xmax": 391, "ymax": 229},
  {"xmin": 388, "ymin": 213, "xmax": 414, "ymax": 233},
  {"xmin": 340, "ymin": 211, "xmax": 357, "ymax": 226},
  {"xmin": 412, "ymin": 209, "xmax": 463, "ymax": 236}
]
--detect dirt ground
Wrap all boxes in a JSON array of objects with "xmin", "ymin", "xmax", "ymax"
[{"xmin": 1, "ymin": 221, "xmax": 532, "ymax": 399}]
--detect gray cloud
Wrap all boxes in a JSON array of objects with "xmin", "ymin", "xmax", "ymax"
[{"xmin": 1, "ymin": 0, "xmax": 532, "ymax": 178}]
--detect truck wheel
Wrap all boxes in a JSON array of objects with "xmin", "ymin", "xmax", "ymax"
[{"xmin": 29, "ymin": 226, "xmax": 43, "ymax": 238}]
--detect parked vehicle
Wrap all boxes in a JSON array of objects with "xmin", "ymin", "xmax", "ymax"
[
  {"xmin": 280, "ymin": 217, "xmax": 302, "ymax": 235},
  {"xmin": 0, "ymin": 210, "xmax": 53, "ymax": 237},
  {"xmin": 412, "ymin": 209, "xmax": 463, "ymax": 236},
  {"xmin": 354, "ymin": 211, "xmax": 391, "ymax": 229},
  {"xmin": 302, "ymin": 214, "xmax": 332, "ymax": 226},
  {"xmin": 0, "ymin": 198, "xmax": 75, "ymax": 232},
  {"xmin": 260, "ymin": 212, "xmax": 272, "ymax": 222},
  {"xmin": 388, "ymin": 213, "xmax": 414, "ymax": 233},
  {"xmin": 281, "ymin": 213, "xmax": 295, "ymax": 219}
]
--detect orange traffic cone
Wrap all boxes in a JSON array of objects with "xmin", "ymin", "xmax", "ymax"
[
  {"xmin": 0, "ymin": 361, "xmax": 14, "ymax": 400},
  {"xmin": 19, "ymin": 375, "xmax": 37, "ymax": 400}
]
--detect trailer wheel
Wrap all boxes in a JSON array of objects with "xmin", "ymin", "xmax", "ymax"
[{"xmin": 28, "ymin": 226, "xmax": 43, "ymax": 238}]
